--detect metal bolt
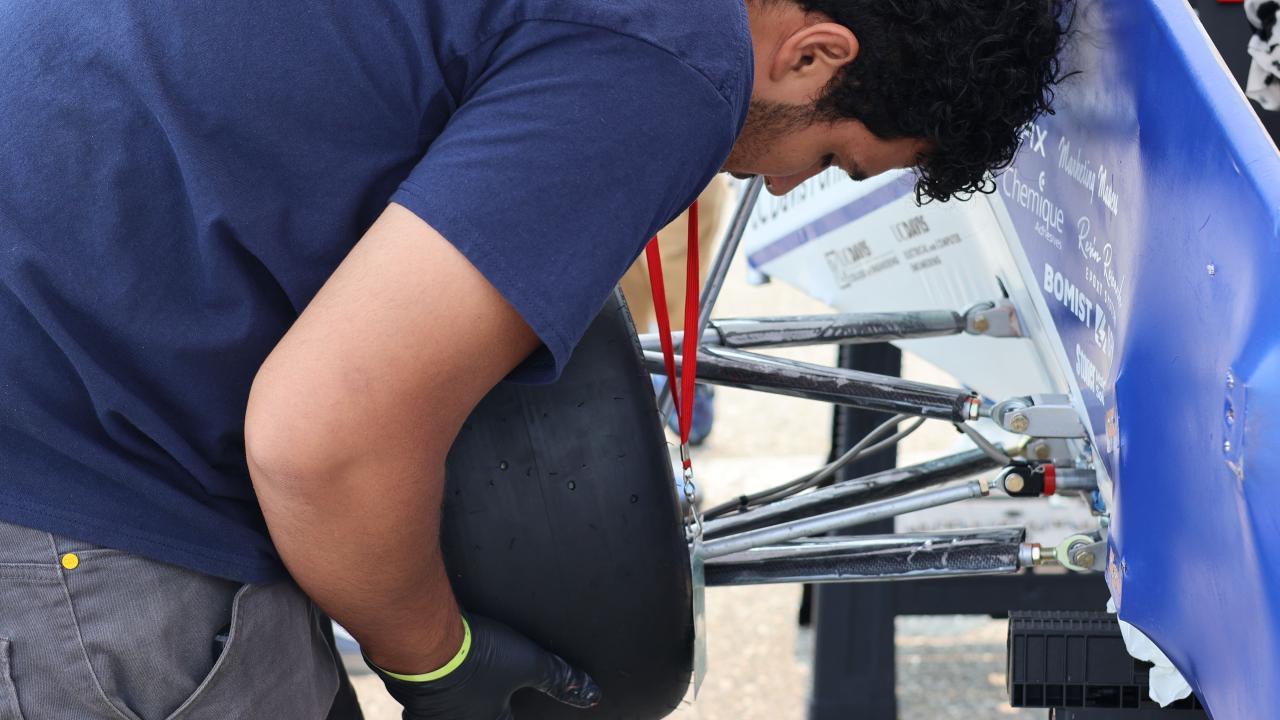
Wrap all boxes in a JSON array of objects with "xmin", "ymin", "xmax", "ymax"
[
  {"xmin": 973, "ymin": 316, "xmax": 991, "ymax": 333},
  {"xmin": 1031, "ymin": 441, "xmax": 1052, "ymax": 460},
  {"xmin": 1005, "ymin": 473, "xmax": 1026, "ymax": 494},
  {"xmin": 1207, "ymin": 263, "xmax": 1217, "ymax": 276},
  {"xmin": 1227, "ymin": 371, "xmax": 1236, "ymax": 390},
  {"xmin": 1224, "ymin": 440, "xmax": 1233, "ymax": 453},
  {"xmin": 1075, "ymin": 550, "xmax": 1096, "ymax": 569},
  {"xmin": 1009, "ymin": 413, "xmax": 1031, "ymax": 434}
]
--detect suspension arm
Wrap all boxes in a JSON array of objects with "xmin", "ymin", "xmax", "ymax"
[
  {"xmin": 702, "ymin": 447, "xmax": 1001, "ymax": 539},
  {"xmin": 704, "ymin": 527, "xmax": 1027, "ymax": 586},
  {"xmin": 644, "ymin": 346, "xmax": 981, "ymax": 422}
]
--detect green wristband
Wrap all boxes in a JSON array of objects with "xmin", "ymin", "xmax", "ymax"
[{"xmin": 376, "ymin": 617, "xmax": 472, "ymax": 683}]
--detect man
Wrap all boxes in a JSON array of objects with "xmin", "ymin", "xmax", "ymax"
[{"xmin": 0, "ymin": 0, "xmax": 1069, "ymax": 717}]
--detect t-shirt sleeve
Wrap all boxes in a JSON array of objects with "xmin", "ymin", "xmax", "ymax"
[{"xmin": 390, "ymin": 20, "xmax": 739, "ymax": 383}]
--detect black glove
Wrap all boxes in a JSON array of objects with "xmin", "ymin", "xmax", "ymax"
[{"xmin": 367, "ymin": 613, "xmax": 602, "ymax": 720}]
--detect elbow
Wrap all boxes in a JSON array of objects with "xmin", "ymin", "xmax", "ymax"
[
  {"xmin": 245, "ymin": 360, "xmax": 454, "ymax": 504},
  {"xmin": 245, "ymin": 346, "xmax": 463, "ymax": 506},
  {"xmin": 244, "ymin": 370, "xmax": 348, "ymax": 503}
]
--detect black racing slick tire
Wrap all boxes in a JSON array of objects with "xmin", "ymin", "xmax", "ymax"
[{"xmin": 441, "ymin": 291, "xmax": 693, "ymax": 720}]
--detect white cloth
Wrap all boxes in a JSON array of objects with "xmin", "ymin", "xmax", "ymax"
[
  {"xmin": 1246, "ymin": 0, "xmax": 1280, "ymax": 110},
  {"xmin": 1107, "ymin": 599, "xmax": 1194, "ymax": 707}
]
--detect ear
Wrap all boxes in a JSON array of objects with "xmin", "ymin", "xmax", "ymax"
[{"xmin": 768, "ymin": 21, "xmax": 859, "ymax": 105}]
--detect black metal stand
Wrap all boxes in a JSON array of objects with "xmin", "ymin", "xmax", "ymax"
[
  {"xmin": 807, "ymin": 343, "xmax": 902, "ymax": 720},
  {"xmin": 806, "ymin": 344, "xmax": 1112, "ymax": 720},
  {"xmin": 808, "ymin": 540, "xmax": 902, "ymax": 720}
]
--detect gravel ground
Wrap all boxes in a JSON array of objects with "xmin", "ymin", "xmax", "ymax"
[{"xmin": 349, "ymin": 242, "xmax": 1081, "ymax": 719}]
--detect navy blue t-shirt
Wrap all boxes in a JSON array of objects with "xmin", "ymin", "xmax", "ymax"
[{"xmin": 0, "ymin": 1, "xmax": 751, "ymax": 582}]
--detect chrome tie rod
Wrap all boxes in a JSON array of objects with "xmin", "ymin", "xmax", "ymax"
[{"xmin": 700, "ymin": 480, "xmax": 991, "ymax": 560}]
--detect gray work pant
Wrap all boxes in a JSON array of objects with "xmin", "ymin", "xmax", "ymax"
[{"xmin": 0, "ymin": 520, "xmax": 359, "ymax": 719}]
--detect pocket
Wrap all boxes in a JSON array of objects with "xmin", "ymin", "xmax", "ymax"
[
  {"xmin": 59, "ymin": 547, "xmax": 239, "ymax": 720},
  {"xmin": 164, "ymin": 582, "xmax": 339, "ymax": 720},
  {"xmin": 0, "ymin": 639, "xmax": 26, "ymax": 720},
  {"xmin": 161, "ymin": 584, "xmax": 251, "ymax": 719}
]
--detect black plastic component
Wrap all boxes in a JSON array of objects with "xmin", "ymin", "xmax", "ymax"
[
  {"xmin": 442, "ymin": 292, "xmax": 691, "ymax": 720},
  {"xmin": 1008, "ymin": 611, "xmax": 1206, "ymax": 715},
  {"xmin": 1003, "ymin": 462, "xmax": 1051, "ymax": 498}
]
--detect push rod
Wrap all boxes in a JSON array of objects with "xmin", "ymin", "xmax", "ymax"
[
  {"xmin": 645, "ymin": 346, "xmax": 980, "ymax": 422},
  {"xmin": 702, "ymin": 448, "xmax": 1000, "ymax": 539},
  {"xmin": 700, "ymin": 481, "xmax": 990, "ymax": 560},
  {"xmin": 640, "ymin": 310, "xmax": 966, "ymax": 353}
]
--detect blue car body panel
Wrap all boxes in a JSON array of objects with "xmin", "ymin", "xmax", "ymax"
[{"xmin": 1001, "ymin": 2, "xmax": 1280, "ymax": 715}]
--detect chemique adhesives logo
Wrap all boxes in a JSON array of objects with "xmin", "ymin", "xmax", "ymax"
[{"xmin": 1001, "ymin": 167, "xmax": 1065, "ymax": 251}]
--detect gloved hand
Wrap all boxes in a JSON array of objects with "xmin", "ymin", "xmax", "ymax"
[{"xmin": 366, "ymin": 612, "xmax": 602, "ymax": 720}]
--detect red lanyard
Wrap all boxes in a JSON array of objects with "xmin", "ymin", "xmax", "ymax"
[{"xmin": 645, "ymin": 200, "xmax": 700, "ymax": 469}]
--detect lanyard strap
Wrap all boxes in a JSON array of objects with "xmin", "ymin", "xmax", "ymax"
[{"xmin": 645, "ymin": 200, "xmax": 700, "ymax": 467}]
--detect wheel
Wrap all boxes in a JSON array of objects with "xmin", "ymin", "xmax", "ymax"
[{"xmin": 442, "ymin": 291, "xmax": 693, "ymax": 719}]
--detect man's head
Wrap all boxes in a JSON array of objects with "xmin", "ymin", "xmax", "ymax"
[{"xmin": 725, "ymin": 0, "xmax": 1071, "ymax": 201}]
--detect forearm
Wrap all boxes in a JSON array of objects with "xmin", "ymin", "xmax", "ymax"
[
  {"xmin": 249, "ymin": 447, "xmax": 463, "ymax": 674},
  {"xmin": 243, "ymin": 203, "xmax": 540, "ymax": 677}
]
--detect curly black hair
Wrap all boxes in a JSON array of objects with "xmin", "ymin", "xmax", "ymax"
[{"xmin": 791, "ymin": 0, "xmax": 1072, "ymax": 202}]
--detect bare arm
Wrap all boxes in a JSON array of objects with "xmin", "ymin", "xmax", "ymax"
[{"xmin": 245, "ymin": 203, "xmax": 540, "ymax": 674}]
